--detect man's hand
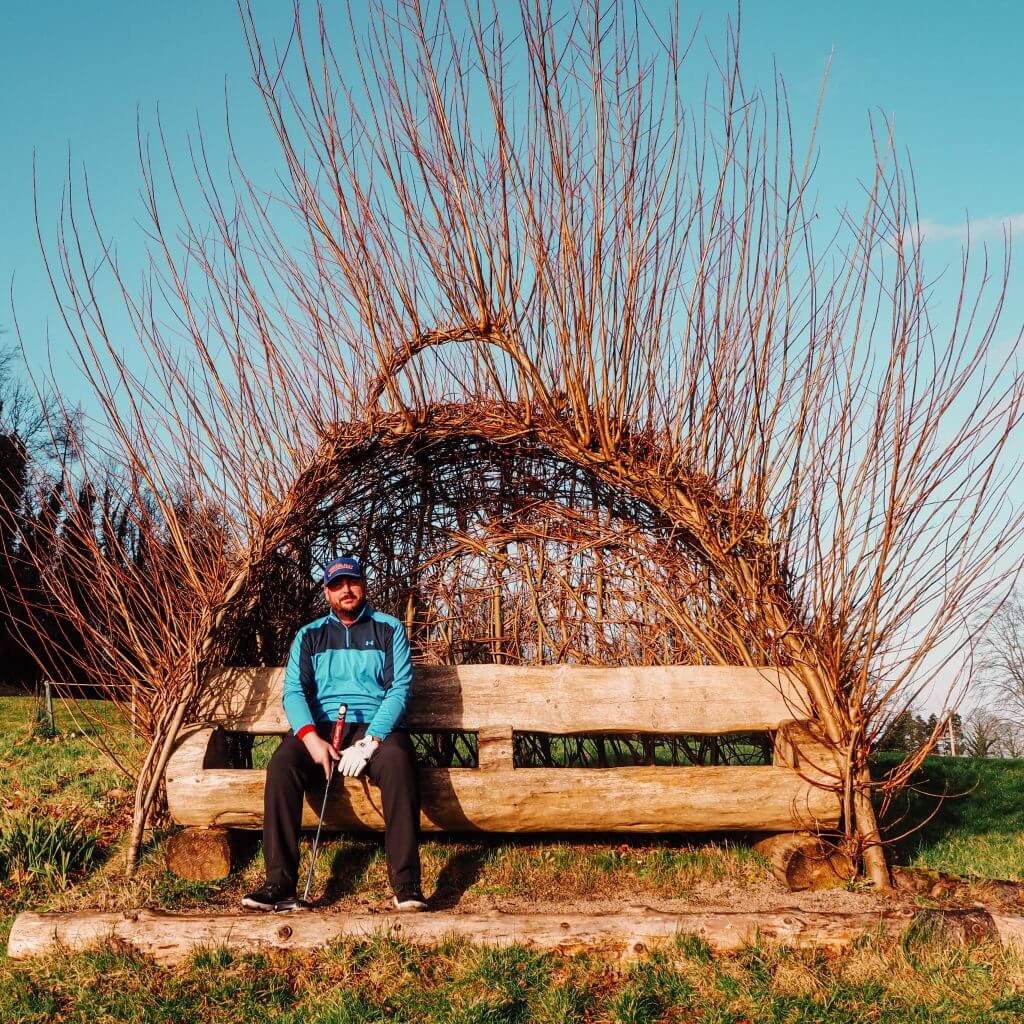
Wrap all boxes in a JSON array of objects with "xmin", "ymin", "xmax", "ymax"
[
  {"xmin": 338, "ymin": 736, "xmax": 380, "ymax": 778},
  {"xmin": 302, "ymin": 730, "xmax": 341, "ymax": 780}
]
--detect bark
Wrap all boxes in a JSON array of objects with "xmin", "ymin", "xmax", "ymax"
[{"xmin": 166, "ymin": 729, "xmax": 840, "ymax": 833}]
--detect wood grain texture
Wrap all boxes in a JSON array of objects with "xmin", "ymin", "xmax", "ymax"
[
  {"xmin": 16, "ymin": 906, "xmax": 1022, "ymax": 965},
  {"xmin": 477, "ymin": 727, "xmax": 514, "ymax": 770},
  {"xmin": 163, "ymin": 829, "xmax": 233, "ymax": 882},
  {"xmin": 166, "ymin": 729, "xmax": 841, "ymax": 832},
  {"xmin": 195, "ymin": 665, "xmax": 813, "ymax": 734},
  {"xmin": 772, "ymin": 721, "xmax": 840, "ymax": 777}
]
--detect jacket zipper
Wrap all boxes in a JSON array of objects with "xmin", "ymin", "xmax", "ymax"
[{"xmin": 334, "ymin": 606, "xmax": 368, "ymax": 648}]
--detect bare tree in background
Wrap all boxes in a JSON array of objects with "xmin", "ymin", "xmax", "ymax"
[
  {"xmin": 0, "ymin": 345, "xmax": 88, "ymax": 690},
  {"xmin": 961, "ymin": 707, "xmax": 1024, "ymax": 759},
  {"xmin": 976, "ymin": 593, "xmax": 1024, "ymax": 724},
  {"xmin": 0, "ymin": 345, "xmax": 50, "ymax": 462},
  {"xmin": 14, "ymin": 1, "xmax": 1024, "ymax": 885}
]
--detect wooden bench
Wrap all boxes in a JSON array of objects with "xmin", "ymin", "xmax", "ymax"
[{"xmin": 164, "ymin": 664, "xmax": 840, "ymax": 877}]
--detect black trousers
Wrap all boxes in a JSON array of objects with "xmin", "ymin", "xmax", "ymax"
[{"xmin": 263, "ymin": 721, "xmax": 421, "ymax": 895}]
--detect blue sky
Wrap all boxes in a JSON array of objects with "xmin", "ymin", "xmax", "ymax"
[
  {"xmin": 1, "ymin": 2, "xmax": 1021, "ymax": 711},
  {"xmin": 3, "ymin": 1, "xmax": 1022, "ymax": 376}
]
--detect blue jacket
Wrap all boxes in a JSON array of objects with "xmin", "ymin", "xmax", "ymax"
[{"xmin": 282, "ymin": 603, "xmax": 412, "ymax": 740}]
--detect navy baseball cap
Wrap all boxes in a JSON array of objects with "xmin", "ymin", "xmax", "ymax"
[{"xmin": 323, "ymin": 557, "xmax": 364, "ymax": 586}]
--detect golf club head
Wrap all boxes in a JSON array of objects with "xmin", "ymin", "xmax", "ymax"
[{"xmin": 273, "ymin": 895, "xmax": 310, "ymax": 912}]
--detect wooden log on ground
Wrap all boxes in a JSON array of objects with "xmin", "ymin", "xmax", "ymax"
[
  {"xmin": 6, "ymin": 907, "xmax": 915, "ymax": 964},
  {"xmin": 164, "ymin": 828, "xmax": 234, "ymax": 881},
  {"xmin": 166, "ymin": 729, "xmax": 841, "ymax": 832},
  {"xmin": 10, "ymin": 907, "xmax": 1024, "ymax": 965},
  {"xmin": 754, "ymin": 833, "xmax": 856, "ymax": 890}
]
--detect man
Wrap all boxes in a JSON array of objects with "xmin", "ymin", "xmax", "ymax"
[{"xmin": 242, "ymin": 556, "xmax": 426, "ymax": 912}]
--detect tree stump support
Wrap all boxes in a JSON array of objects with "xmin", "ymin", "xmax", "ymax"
[
  {"xmin": 754, "ymin": 833, "xmax": 856, "ymax": 891},
  {"xmin": 165, "ymin": 828, "xmax": 235, "ymax": 882}
]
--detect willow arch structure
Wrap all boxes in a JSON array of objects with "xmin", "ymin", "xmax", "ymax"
[
  {"xmin": 129, "ymin": 397, "xmax": 885, "ymax": 881},
  {"xmin": 17, "ymin": 1, "xmax": 1024, "ymax": 890}
]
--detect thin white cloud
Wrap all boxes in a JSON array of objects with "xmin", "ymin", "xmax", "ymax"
[{"xmin": 908, "ymin": 212, "xmax": 1024, "ymax": 244}]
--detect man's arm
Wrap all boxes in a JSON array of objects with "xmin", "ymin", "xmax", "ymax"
[
  {"xmin": 283, "ymin": 626, "xmax": 339, "ymax": 779},
  {"xmin": 366, "ymin": 620, "xmax": 413, "ymax": 740},
  {"xmin": 282, "ymin": 627, "xmax": 316, "ymax": 736}
]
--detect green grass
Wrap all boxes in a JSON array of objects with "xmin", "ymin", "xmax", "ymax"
[
  {"xmin": 0, "ymin": 697, "xmax": 142, "ymax": 948},
  {"xmin": 0, "ymin": 696, "xmax": 139, "ymax": 817},
  {"xmin": 2, "ymin": 929, "xmax": 1022, "ymax": 1023},
  {"xmin": 875, "ymin": 752, "xmax": 1024, "ymax": 879}
]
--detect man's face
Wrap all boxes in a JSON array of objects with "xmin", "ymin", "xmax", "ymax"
[{"xmin": 324, "ymin": 576, "xmax": 367, "ymax": 618}]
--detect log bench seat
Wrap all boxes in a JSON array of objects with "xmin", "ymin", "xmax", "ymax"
[{"xmin": 164, "ymin": 665, "xmax": 841, "ymax": 877}]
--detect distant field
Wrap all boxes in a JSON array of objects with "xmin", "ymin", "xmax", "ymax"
[{"xmin": 2, "ymin": 696, "xmax": 1023, "ymax": 1022}]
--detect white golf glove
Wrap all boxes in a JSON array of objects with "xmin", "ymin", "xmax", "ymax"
[{"xmin": 338, "ymin": 735, "xmax": 380, "ymax": 777}]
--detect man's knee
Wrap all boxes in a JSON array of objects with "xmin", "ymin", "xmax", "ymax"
[
  {"xmin": 267, "ymin": 734, "xmax": 310, "ymax": 785},
  {"xmin": 369, "ymin": 733, "xmax": 416, "ymax": 780}
]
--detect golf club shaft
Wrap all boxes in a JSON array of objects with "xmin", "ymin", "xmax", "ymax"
[
  {"xmin": 302, "ymin": 704, "xmax": 347, "ymax": 904},
  {"xmin": 302, "ymin": 762, "xmax": 335, "ymax": 902}
]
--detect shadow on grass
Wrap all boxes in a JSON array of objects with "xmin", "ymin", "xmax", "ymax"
[
  {"xmin": 315, "ymin": 839, "xmax": 491, "ymax": 908},
  {"xmin": 226, "ymin": 831, "xmax": 261, "ymax": 875},
  {"xmin": 320, "ymin": 841, "xmax": 381, "ymax": 905},
  {"xmin": 430, "ymin": 845, "xmax": 491, "ymax": 909},
  {"xmin": 873, "ymin": 753, "xmax": 1024, "ymax": 865}
]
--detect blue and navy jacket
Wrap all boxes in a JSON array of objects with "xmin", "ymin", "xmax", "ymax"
[{"xmin": 282, "ymin": 604, "xmax": 412, "ymax": 740}]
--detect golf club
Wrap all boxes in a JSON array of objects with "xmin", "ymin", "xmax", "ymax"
[{"xmin": 295, "ymin": 703, "xmax": 347, "ymax": 908}]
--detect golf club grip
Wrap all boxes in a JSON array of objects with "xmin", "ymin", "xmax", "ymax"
[{"xmin": 330, "ymin": 704, "xmax": 348, "ymax": 752}]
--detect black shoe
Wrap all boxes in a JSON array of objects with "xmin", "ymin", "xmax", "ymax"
[
  {"xmin": 392, "ymin": 889, "xmax": 428, "ymax": 912},
  {"xmin": 242, "ymin": 883, "xmax": 301, "ymax": 912}
]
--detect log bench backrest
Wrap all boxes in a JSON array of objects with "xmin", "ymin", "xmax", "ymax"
[{"xmin": 196, "ymin": 664, "xmax": 812, "ymax": 736}]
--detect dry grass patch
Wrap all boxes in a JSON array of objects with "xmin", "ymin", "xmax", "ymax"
[
  {"xmin": 4, "ymin": 926, "xmax": 1024, "ymax": 1022},
  {"xmin": 833, "ymin": 926, "xmax": 1024, "ymax": 1008},
  {"xmin": 46, "ymin": 831, "xmax": 771, "ymax": 917},
  {"xmin": 453, "ymin": 840, "xmax": 768, "ymax": 902}
]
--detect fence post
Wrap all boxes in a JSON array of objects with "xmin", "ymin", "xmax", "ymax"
[{"xmin": 44, "ymin": 678, "xmax": 55, "ymax": 734}]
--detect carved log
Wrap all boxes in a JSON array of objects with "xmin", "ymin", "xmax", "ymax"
[
  {"xmin": 197, "ymin": 665, "xmax": 813, "ymax": 734},
  {"xmin": 167, "ymin": 729, "xmax": 841, "ymax": 832},
  {"xmin": 754, "ymin": 833, "xmax": 856, "ymax": 890}
]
